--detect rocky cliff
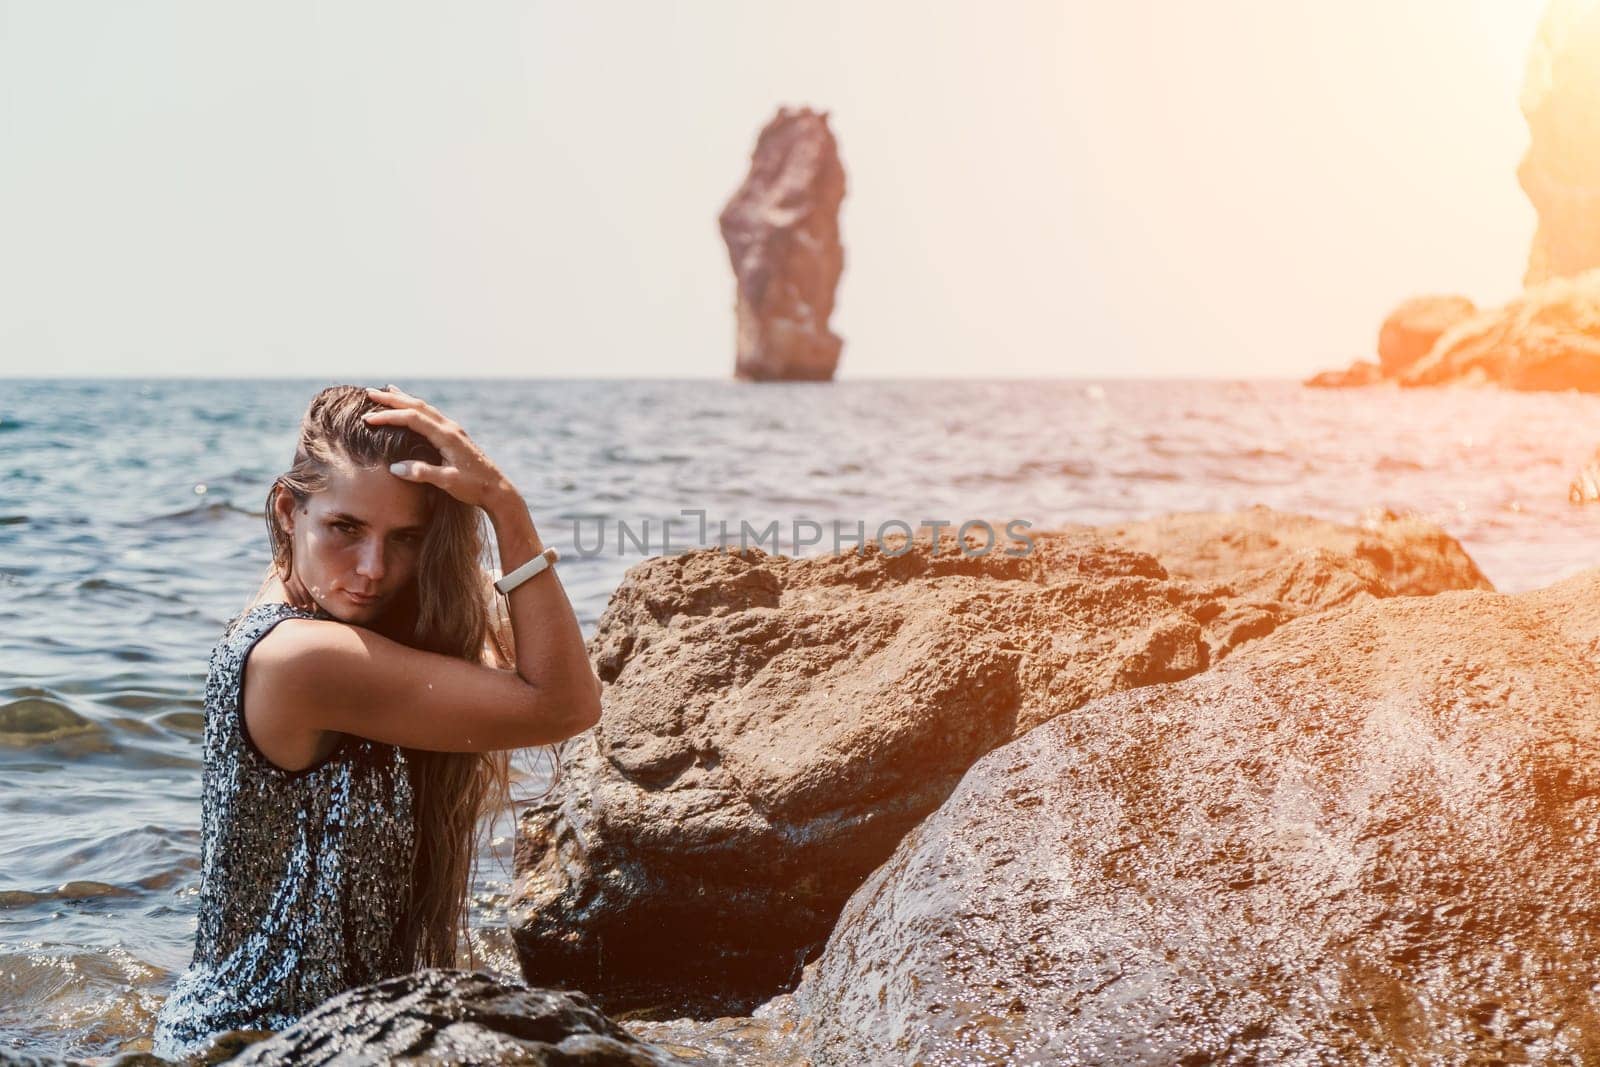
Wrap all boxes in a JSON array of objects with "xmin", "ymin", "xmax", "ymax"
[{"xmin": 1521, "ymin": 0, "xmax": 1600, "ymax": 287}]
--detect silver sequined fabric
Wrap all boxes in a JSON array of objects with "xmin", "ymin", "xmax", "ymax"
[{"xmin": 152, "ymin": 602, "xmax": 416, "ymax": 1059}]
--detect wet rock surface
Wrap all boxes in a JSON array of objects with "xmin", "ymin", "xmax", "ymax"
[
  {"xmin": 206, "ymin": 969, "xmax": 686, "ymax": 1065},
  {"xmin": 511, "ymin": 512, "xmax": 1489, "ymax": 1017},
  {"xmin": 776, "ymin": 570, "xmax": 1600, "ymax": 1064},
  {"xmin": 718, "ymin": 107, "xmax": 846, "ymax": 382}
]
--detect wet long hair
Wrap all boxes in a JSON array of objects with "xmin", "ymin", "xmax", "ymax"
[{"xmin": 255, "ymin": 384, "xmax": 561, "ymax": 971}]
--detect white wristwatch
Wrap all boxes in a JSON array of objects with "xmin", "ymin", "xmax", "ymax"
[{"xmin": 494, "ymin": 546, "xmax": 561, "ymax": 595}]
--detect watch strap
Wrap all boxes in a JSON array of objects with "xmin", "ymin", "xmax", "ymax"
[{"xmin": 494, "ymin": 545, "xmax": 560, "ymax": 595}]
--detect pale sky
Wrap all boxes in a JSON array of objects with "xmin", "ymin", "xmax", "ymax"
[{"xmin": 0, "ymin": 1, "xmax": 1545, "ymax": 379}]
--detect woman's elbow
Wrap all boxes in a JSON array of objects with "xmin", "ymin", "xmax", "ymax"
[
  {"xmin": 539, "ymin": 671, "xmax": 601, "ymax": 742},
  {"xmin": 569, "ymin": 672, "xmax": 603, "ymax": 734}
]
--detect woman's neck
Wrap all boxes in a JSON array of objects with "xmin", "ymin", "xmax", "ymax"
[
  {"xmin": 253, "ymin": 574, "xmax": 318, "ymax": 614},
  {"xmin": 252, "ymin": 574, "xmax": 418, "ymax": 643}
]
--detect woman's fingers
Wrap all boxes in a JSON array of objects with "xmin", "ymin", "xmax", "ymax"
[
  {"xmin": 366, "ymin": 384, "xmax": 414, "ymax": 404},
  {"xmin": 366, "ymin": 384, "xmax": 446, "ymax": 421},
  {"xmin": 388, "ymin": 461, "xmax": 460, "ymax": 489},
  {"xmin": 362, "ymin": 405, "xmax": 466, "ymax": 451},
  {"xmin": 362, "ymin": 387, "xmax": 506, "ymax": 509},
  {"xmin": 390, "ymin": 459, "xmax": 500, "ymax": 509}
]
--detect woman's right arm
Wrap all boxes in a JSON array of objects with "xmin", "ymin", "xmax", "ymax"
[{"xmin": 251, "ymin": 612, "xmax": 597, "ymax": 753}]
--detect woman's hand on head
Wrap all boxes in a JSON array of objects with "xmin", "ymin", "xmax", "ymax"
[{"xmin": 362, "ymin": 385, "xmax": 515, "ymax": 511}]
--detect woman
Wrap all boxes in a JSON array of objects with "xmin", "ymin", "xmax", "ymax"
[{"xmin": 151, "ymin": 384, "xmax": 602, "ymax": 1058}]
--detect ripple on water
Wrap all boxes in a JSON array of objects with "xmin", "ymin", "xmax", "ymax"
[
  {"xmin": 151, "ymin": 711, "xmax": 204, "ymax": 736},
  {"xmin": 97, "ymin": 690, "xmax": 201, "ymax": 713},
  {"xmin": 0, "ymin": 940, "xmax": 168, "ymax": 1059}
]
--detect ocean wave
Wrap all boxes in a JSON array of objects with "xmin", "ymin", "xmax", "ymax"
[
  {"xmin": 76, "ymin": 577, "xmax": 176, "ymax": 600},
  {"xmin": 125, "ymin": 499, "xmax": 259, "ymax": 527}
]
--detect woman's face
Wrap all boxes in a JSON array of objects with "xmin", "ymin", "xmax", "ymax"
[{"xmin": 274, "ymin": 462, "xmax": 432, "ymax": 624}]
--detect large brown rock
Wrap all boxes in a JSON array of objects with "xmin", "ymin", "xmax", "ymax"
[
  {"xmin": 718, "ymin": 107, "xmax": 845, "ymax": 382},
  {"xmin": 1400, "ymin": 269, "xmax": 1600, "ymax": 392},
  {"xmin": 1520, "ymin": 0, "xmax": 1600, "ymax": 287},
  {"xmin": 511, "ymin": 513, "xmax": 1490, "ymax": 1016},
  {"xmin": 1377, "ymin": 295, "xmax": 1477, "ymax": 376},
  {"xmin": 771, "ymin": 570, "xmax": 1600, "ymax": 1064}
]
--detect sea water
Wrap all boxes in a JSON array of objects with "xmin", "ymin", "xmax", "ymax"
[{"xmin": 3, "ymin": 376, "xmax": 1599, "ymax": 1057}]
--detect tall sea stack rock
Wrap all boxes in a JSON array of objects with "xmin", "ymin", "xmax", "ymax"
[
  {"xmin": 718, "ymin": 107, "xmax": 845, "ymax": 381},
  {"xmin": 1521, "ymin": 0, "xmax": 1600, "ymax": 287}
]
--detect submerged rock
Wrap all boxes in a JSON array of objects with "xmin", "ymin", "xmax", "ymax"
[
  {"xmin": 718, "ymin": 107, "xmax": 845, "ymax": 382},
  {"xmin": 776, "ymin": 569, "xmax": 1600, "ymax": 1063},
  {"xmin": 213, "ymin": 969, "xmax": 685, "ymax": 1065},
  {"xmin": 511, "ymin": 512, "xmax": 1489, "ymax": 1016},
  {"xmin": 0, "ymin": 695, "xmax": 99, "ymax": 747}
]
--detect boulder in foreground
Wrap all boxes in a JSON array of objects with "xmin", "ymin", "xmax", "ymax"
[
  {"xmin": 217, "ymin": 970, "xmax": 685, "ymax": 1066},
  {"xmin": 512, "ymin": 510, "xmax": 1490, "ymax": 1016},
  {"xmin": 771, "ymin": 570, "xmax": 1600, "ymax": 1063}
]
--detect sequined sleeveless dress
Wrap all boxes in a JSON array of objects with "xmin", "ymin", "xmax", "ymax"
[{"xmin": 151, "ymin": 602, "xmax": 417, "ymax": 1059}]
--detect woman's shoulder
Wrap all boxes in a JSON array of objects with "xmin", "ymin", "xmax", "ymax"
[{"xmin": 217, "ymin": 601, "xmax": 326, "ymax": 659}]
